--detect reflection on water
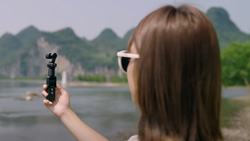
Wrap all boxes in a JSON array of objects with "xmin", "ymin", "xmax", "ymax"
[
  {"xmin": 0, "ymin": 80, "xmax": 138, "ymax": 141},
  {"xmin": 0, "ymin": 80, "xmax": 247, "ymax": 141}
]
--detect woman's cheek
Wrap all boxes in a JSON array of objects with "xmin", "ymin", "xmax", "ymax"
[{"xmin": 127, "ymin": 62, "xmax": 138, "ymax": 104}]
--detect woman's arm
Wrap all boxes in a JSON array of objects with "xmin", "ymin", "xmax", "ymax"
[{"xmin": 42, "ymin": 84, "xmax": 108, "ymax": 141}]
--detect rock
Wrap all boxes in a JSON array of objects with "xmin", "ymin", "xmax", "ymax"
[{"xmin": 16, "ymin": 91, "xmax": 41, "ymax": 101}]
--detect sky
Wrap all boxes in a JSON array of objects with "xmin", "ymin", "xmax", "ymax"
[{"xmin": 0, "ymin": 0, "xmax": 249, "ymax": 40}]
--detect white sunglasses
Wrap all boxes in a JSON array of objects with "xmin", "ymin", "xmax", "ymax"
[{"xmin": 117, "ymin": 50, "xmax": 140, "ymax": 73}]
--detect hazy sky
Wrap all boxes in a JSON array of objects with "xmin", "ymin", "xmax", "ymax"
[{"xmin": 0, "ymin": 0, "xmax": 249, "ymax": 40}]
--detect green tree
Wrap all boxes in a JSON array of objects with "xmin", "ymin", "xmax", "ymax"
[
  {"xmin": 221, "ymin": 42, "xmax": 250, "ymax": 94},
  {"xmin": 76, "ymin": 74, "xmax": 106, "ymax": 82},
  {"xmin": 110, "ymin": 74, "xmax": 128, "ymax": 83}
]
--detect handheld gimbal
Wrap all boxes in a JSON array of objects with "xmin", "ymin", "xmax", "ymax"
[{"xmin": 45, "ymin": 53, "xmax": 57, "ymax": 101}]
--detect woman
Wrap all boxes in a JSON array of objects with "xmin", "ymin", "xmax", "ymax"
[{"xmin": 42, "ymin": 4, "xmax": 223, "ymax": 141}]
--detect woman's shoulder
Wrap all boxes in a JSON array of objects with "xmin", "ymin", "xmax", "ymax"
[{"xmin": 126, "ymin": 135, "xmax": 138, "ymax": 141}]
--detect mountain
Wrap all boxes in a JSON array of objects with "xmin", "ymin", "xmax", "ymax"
[
  {"xmin": 91, "ymin": 28, "xmax": 122, "ymax": 51},
  {"xmin": 0, "ymin": 33, "xmax": 21, "ymax": 51},
  {"xmin": 0, "ymin": 7, "xmax": 249, "ymax": 78},
  {"xmin": 89, "ymin": 28, "xmax": 123, "ymax": 69},
  {"xmin": 121, "ymin": 28, "xmax": 135, "ymax": 49},
  {"xmin": 16, "ymin": 25, "xmax": 41, "ymax": 45},
  {"xmin": 0, "ymin": 33, "xmax": 22, "ymax": 66},
  {"xmin": 0, "ymin": 26, "xmax": 131, "ymax": 78},
  {"xmin": 206, "ymin": 7, "xmax": 250, "ymax": 48},
  {"xmin": 93, "ymin": 28, "xmax": 120, "ymax": 42},
  {"xmin": 42, "ymin": 27, "xmax": 83, "ymax": 45},
  {"xmin": 123, "ymin": 28, "xmax": 135, "ymax": 42}
]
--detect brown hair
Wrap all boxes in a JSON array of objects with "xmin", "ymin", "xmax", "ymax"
[{"xmin": 128, "ymin": 5, "xmax": 222, "ymax": 141}]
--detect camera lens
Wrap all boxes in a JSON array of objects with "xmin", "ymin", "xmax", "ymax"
[{"xmin": 46, "ymin": 53, "xmax": 51, "ymax": 59}]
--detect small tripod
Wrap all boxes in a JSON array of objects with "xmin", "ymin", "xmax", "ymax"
[{"xmin": 45, "ymin": 53, "xmax": 57, "ymax": 101}]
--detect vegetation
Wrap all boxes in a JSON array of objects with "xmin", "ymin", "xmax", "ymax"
[
  {"xmin": 221, "ymin": 98, "xmax": 248, "ymax": 127},
  {"xmin": 76, "ymin": 74, "xmax": 128, "ymax": 83},
  {"xmin": 16, "ymin": 26, "xmax": 41, "ymax": 45},
  {"xmin": 0, "ymin": 33, "xmax": 22, "ymax": 66},
  {"xmin": 221, "ymin": 42, "xmax": 250, "ymax": 88},
  {"xmin": 109, "ymin": 74, "xmax": 128, "ymax": 83},
  {"xmin": 77, "ymin": 74, "xmax": 106, "ymax": 82}
]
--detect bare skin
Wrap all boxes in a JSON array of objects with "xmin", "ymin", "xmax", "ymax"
[
  {"xmin": 127, "ymin": 43, "xmax": 137, "ymax": 104},
  {"xmin": 42, "ymin": 85, "xmax": 109, "ymax": 141}
]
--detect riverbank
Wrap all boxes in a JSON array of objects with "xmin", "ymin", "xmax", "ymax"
[
  {"xmin": 222, "ymin": 96, "xmax": 250, "ymax": 140},
  {"xmin": 2, "ymin": 79, "xmax": 250, "ymax": 89},
  {"xmin": 0, "ymin": 79, "xmax": 129, "ymax": 88},
  {"xmin": 66, "ymin": 81, "xmax": 128, "ymax": 88}
]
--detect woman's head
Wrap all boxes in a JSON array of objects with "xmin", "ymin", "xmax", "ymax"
[{"xmin": 127, "ymin": 5, "xmax": 222, "ymax": 141}]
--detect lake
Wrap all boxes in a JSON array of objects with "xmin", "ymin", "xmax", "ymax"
[
  {"xmin": 0, "ymin": 80, "xmax": 247, "ymax": 141},
  {"xmin": 0, "ymin": 80, "xmax": 139, "ymax": 141}
]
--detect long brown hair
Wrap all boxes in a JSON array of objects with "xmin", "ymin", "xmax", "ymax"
[{"xmin": 128, "ymin": 5, "xmax": 222, "ymax": 141}]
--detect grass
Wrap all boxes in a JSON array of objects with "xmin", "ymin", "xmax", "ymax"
[{"xmin": 221, "ymin": 97, "xmax": 249, "ymax": 127}]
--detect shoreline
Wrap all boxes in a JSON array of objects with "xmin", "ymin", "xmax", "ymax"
[
  {"xmin": 0, "ymin": 79, "xmax": 129, "ymax": 88},
  {"xmin": 0, "ymin": 79, "xmax": 249, "ymax": 89},
  {"xmin": 66, "ymin": 81, "xmax": 128, "ymax": 88}
]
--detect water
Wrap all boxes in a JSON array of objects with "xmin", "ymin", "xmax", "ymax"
[
  {"xmin": 0, "ymin": 80, "xmax": 139, "ymax": 141},
  {"xmin": 222, "ymin": 87, "xmax": 248, "ymax": 98},
  {"xmin": 0, "ymin": 80, "xmax": 247, "ymax": 141}
]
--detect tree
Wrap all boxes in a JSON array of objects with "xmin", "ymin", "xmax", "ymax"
[{"xmin": 221, "ymin": 42, "xmax": 250, "ymax": 94}]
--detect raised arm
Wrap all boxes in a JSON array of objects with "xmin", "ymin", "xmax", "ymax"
[{"xmin": 42, "ymin": 84, "xmax": 109, "ymax": 141}]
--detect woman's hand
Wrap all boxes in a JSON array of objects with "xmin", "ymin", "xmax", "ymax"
[
  {"xmin": 42, "ymin": 84, "xmax": 108, "ymax": 141},
  {"xmin": 42, "ymin": 84, "xmax": 71, "ymax": 118}
]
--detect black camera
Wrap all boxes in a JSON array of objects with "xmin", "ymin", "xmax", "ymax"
[
  {"xmin": 45, "ymin": 53, "xmax": 57, "ymax": 102},
  {"xmin": 46, "ymin": 53, "xmax": 57, "ymax": 59}
]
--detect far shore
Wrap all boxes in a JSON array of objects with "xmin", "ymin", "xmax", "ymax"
[
  {"xmin": 0, "ymin": 79, "xmax": 129, "ymax": 88},
  {"xmin": 1, "ymin": 79, "xmax": 249, "ymax": 89},
  {"xmin": 65, "ymin": 81, "xmax": 128, "ymax": 88},
  {"xmin": 222, "ymin": 85, "xmax": 249, "ymax": 89}
]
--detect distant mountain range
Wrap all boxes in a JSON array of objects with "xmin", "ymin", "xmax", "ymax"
[
  {"xmin": 206, "ymin": 7, "xmax": 250, "ymax": 47},
  {"xmin": 0, "ymin": 7, "xmax": 249, "ymax": 79}
]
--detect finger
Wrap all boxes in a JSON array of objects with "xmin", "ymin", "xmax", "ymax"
[
  {"xmin": 42, "ymin": 91, "xmax": 48, "ymax": 98},
  {"xmin": 43, "ymin": 99, "xmax": 51, "ymax": 107},
  {"xmin": 43, "ymin": 84, "xmax": 48, "ymax": 90}
]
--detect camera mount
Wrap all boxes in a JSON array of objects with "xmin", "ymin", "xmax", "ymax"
[{"xmin": 45, "ymin": 53, "xmax": 57, "ymax": 101}]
